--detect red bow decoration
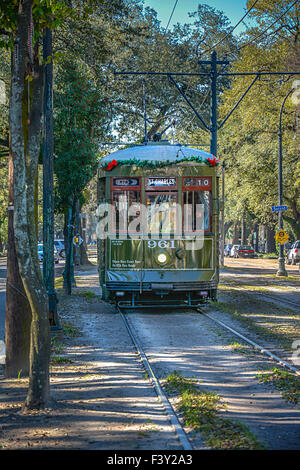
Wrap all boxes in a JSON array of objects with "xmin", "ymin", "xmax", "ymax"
[
  {"xmin": 206, "ymin": 156, "xmax": 218, "ymax": 167},
  {"xmin": 101, "ymin": 159, "xmax": 118, "ymax": 171}
]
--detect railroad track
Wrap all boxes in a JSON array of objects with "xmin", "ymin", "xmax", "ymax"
[
  {"xmin": 253, "ymin": 292, "xmax": 300, "ymax": 309},
  {"xmin": 118, "ymin": 307, "xmax": 194, "ymax": 451},
  {"xmin": 198, "ymin": 310, "xmax": 300, "ymax": 376},
  {"xmin": 221, "ymin": 281, "xmax": 300, "ymax": 311},
  {"xmin": 118, "ymin": 304, "xmax": 300, "ymax": 450}
]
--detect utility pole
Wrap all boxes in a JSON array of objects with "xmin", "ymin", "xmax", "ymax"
[
  {"xmin": 115, "ymin": 55, "xmax": 299, "ymax": 158},
  {"xmin": 198, "ymin": 51, "xmax": 229, "ymax": 156},
  {"xmin": 276, "ymin": 89, "xmax": 293, "ymax": 277},
  {"xmin": 114, "ymin": 57, "xmax": 299, "ymax": 270},
  {"xmin": 42, "ymin": 27, "xmax": 60, "ymax": 328},
  {"xmin": 142, "ymin": 79, "xmax": 148, "ymax": 144},
  {"xmin": 74, "ymin": 199, "xmax": 80, "ymax": 266},
  {"xmin": 220, "ymin": 161, "xmax": 225, "ymax": 267}
]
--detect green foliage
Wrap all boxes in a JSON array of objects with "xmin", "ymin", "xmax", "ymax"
[
  {"xmin": 218, "ymin": 41, "xmax": 299, "ymax": 235},
  {"xmin": 258, "ymin": 367, "xmax": 300, "ymax": 406},
  {"xmin": 54, "ymin": 129, "xmax": 98, "ymax": 210},
  {"xmin": 99, "ymin": 154, "xmax": 219, "ymax": 171},
  {"xmin": 54, "ymin": 61, "xmax": 107, "ymax": 210},
  {"xmin": 164, "ymin": 371, "xmax": 264, "ymax": 449},
  {"xmin": 185, "ymin": 1, "xmax": 299, "ymax": 238},
  {"xmin": 0, "ymin": 0, "xmax": 72, "ymax": 50}
]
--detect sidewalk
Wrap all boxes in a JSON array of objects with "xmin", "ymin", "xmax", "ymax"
[{"xmin": 0, "ymin": 266, "xmax": 181, "ymax": 450}]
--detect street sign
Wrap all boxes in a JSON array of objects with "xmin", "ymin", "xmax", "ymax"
[
  {"xmin": 274, "ymin": 230, "xmax": 289, "ymax": 245},
  {"xmin": 272, "ymin": 205, "xmax": 287, "ymax": 212},
  {"xmin": 73, "ymin": 236, "xmax": 83, "ymax": 246}
]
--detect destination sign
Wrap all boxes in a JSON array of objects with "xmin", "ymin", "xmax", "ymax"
[
  {"xmin": 147, "ymin": 177, "xmax": 176, "ymax": 188},
  {"xmin": 112, "ymin": 178, "xmax": 140, "ymax": 187},
  {"xmin": 183, "ymin": 177, "xmax": 211, "ymax": 189}
]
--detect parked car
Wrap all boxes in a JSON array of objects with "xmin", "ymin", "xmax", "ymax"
[
  {"xmin": 54, "ymin": 247, "xmax": 60, "ymax": 264},
  {"xmin": 235, "ymin": 245, "xmax": 255, "ymax": 258},
  {"xmin": 37, "ymin": 244, "xmax": 43, "ymax": 262},
  {"xmin": 230, "ymin": 245, "xmax": 239, "ymax": 257},
  {"xmin": 286, "ymin": 240, "xmax": 300, "ymax": 265},
  {"xmin": 37, "ymin": 244, "xmax": 60, "ymax": 264},
  {"xmin": 54, "ymin": 239, "xmax": 65, "ymax": 258},
  {"xmin": 224, "ymin": 244, "xmax": 232, "ymax": 257}
]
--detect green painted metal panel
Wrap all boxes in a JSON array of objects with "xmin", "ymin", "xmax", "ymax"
[
  {"xmin": 110, "ymin": 239, "xmax": 142, "ymax": 270},
  {"xmin": 108, "ymin": 237, "xmax": 213, "ymax": 271}
]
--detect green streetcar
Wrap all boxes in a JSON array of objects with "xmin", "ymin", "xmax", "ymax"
[{"xmin": 97, "ymin": 141, "xmax": 220, "ymax": 308}]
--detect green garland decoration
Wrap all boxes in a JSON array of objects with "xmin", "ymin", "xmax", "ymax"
[{"xmin": 99, "ymin": 155, "xmax": 218, "ymax": 171}]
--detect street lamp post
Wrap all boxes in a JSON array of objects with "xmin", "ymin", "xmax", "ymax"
[
  {"xmin": 43, "ymin": 27, "xmax": 60, "ymax": 327},
  {"xmin": 220, "ymin": 161, "xmax": 225, "ymax": 267},
  {"xmin": 276, "ymin": 89, "xmax": 293, "ymax": 277}
]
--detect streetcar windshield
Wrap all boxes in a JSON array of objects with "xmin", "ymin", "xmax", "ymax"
[
  {"xmin": 112, "ymin": 190, "xmax": 141, "ymax": 233},
  {"xmin": 146, "ymin": 193, "xmax": 177, "ymax": 234},
  {"xmin": 183, "ymin": 190, "xmax": 210, "ymax": 232}
]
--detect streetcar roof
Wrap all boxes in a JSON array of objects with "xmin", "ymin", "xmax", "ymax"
[{"xmin": 98, "ymin": 143, "xmax": 215, "ymax": 166}]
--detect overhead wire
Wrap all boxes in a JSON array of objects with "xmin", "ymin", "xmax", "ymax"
[
  {"xmin": 199, "ymin": 0, "xmax": 261, "ymax": 56},
  {"xmin": 238, "ymin": 0, "xmax": 299, "ymax": 51},
  {"xmin": 165, "ymin": 0, "xmax": 179, "ymax": 33}
]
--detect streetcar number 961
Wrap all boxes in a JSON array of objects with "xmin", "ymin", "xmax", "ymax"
[{"xmin": 147, "ymin": 240, "xmax": 175, "ymax": 249}]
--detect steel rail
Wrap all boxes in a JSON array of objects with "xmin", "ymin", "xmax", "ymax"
[
  {"xmin": 118, "ymin": 307, "xmax": 193, "ymax": 451},
  {"xmin": 254, "ymin": 292, "xmax": 300, "ymax": 309},
  {"xmin": 198, "ymin": 310, "xmax": 300, "ymax": 376},
  {"xmin": 221, "ymin": 281, "xmax": 300, "ymax": 311}
]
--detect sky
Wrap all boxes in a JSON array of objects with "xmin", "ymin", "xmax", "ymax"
[{"xmin": 143, "ymin": 0, "xmax": 254, "ymax": 34}]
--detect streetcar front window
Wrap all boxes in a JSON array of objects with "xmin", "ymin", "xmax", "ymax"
[
  {"xmin": 112, "ymin": 190, "xmax": 141, "ymax": 233},
  {"xmin": 183, "ymin": 190, "xmax": 210, "ymax": 232},
  {"xmin": 146, "ymin": 193, "xmax": 177, "ymax": 234}
]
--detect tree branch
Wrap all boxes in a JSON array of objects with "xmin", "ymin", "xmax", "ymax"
[
  {"xmin": 0, "ymin": 137, "xmax": 9, "ymax": 148},
  {"xmin": 0, "ymin": 28, "xmax": 12, "ymax": 36}
]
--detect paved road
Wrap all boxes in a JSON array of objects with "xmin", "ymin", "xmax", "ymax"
[
  {"xmin": 221, "ymin": 257, "xmax": 300, "ymax": 310},
  {"xmin": 0, "ymin": 257, "xmax": 6, "ymax": 340}
]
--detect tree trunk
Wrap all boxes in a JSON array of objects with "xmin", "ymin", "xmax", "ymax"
[
  {"xmin": 241, "ymin": 218, "xmax": 247, "ymax": 245},
  {"xmin": 265, "ymin": 225, "xmax": 276, "ymax": 253},
  {"xmin": 74, "ymin": 199, "xmax": 80, "ymax": 266},
  {"xmin": 5, "ymin": 145, "xmax": 31, "ymax": 378},
  {"xmin": 232, "ymin": 221, "xmax": 240, "ymax": 244},
  {"xmin": 64, "ymin": 201, "xmax": 76, "ymax": 294},
  {"xmin": 252, "ymin": 222, "xmax": 259, "ymax": 252},
  {"xmin": 224, "ymin": 221, "xmax": 233, "ymax": 242},
  {"xmin": 79, "ymin": 211, "xmax": 91, "ymax": 265},
  {"xmin": 80, "ymin": 239, "xmax": 91, "ymax": 265},
  {"xmin": 10, "ymin": 0, "xmax": 50, "ymax": 409}
]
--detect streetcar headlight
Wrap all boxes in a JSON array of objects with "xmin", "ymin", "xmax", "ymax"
[{"xmin": 157, "ymin": 253, "xmax": 167, "ymax": 264}]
